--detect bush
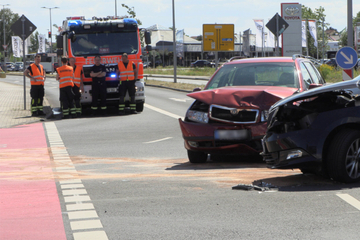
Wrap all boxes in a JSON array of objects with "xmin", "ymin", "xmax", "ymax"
[{"xmin": 319, "ymin": 64, "xmax": 333, "ymax": 80}]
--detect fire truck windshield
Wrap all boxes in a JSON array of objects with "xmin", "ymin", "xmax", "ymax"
[{"xmin": 70, "ymin": 31, "xmax": 138, "ymax": 56}]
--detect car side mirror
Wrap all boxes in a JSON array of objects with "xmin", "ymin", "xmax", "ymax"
[
  {"xmin": 309, "ymin": 83, "xmax": 322, "ymax": 89},
  {"xmin": 193, "ymin": 87, "xmax": 201, "ymax": 92}
]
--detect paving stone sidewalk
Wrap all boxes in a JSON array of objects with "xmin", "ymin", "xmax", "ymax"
[{"xmin": 0, "ymin": 81, "xmax": 50, "ymax": 128}]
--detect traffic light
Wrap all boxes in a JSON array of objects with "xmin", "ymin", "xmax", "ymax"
[{"xmin": 48, "ymin": 31, "xmax": 51, "ymax": 38}]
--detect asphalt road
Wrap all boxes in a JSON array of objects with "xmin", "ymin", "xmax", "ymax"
[{"xmin": 4, "ymin": 75, "xmax": 360, "ymax": 239}]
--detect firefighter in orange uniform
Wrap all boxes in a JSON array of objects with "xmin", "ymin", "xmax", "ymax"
[
  {"xmin": 56, "ymin": 57, "xmax": 76, "ymax": 119},
  {"xmin": 116, "ymin": 53, "xmax": 137, "ymax": 115},
  {"xmin": 24, "ymin": 53, "xmax": 46, "ymax": 116},
  {"xmin": 69, "ymin": 57, "xmax": 83, "ymax": 117}
]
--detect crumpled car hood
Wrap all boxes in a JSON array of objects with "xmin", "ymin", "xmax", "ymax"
[{"xmin": 187, "ymin": 86, "xmax": 298, "ymax": 109}]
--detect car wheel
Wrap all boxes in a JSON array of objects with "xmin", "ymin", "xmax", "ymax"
[
  {"xmin": 187, "ymin": 150, "xmax": 208, "ymax": 163},
  {"xmin": 136, "ymin": 102, "xmax": 144, "ymax": 112},
  {"xmin": 327, "ymin": 129, "xmax": 360, "ymax": 183}
]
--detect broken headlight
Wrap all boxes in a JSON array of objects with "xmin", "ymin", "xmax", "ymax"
[{"xmin": 187, "ymin": 110, "xmax": 209, "ymax": 123}]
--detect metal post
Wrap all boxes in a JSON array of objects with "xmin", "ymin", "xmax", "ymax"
[
  {"xmin": 2, "ymin": 4, "xmax": 9, "ymax": 71},
  {"xmin": 306, "ymin": 19, "xmax": 309, "ymax": 56},
  {"xmin": 348, "ymin": 0, "xmax": 353, "ymax": 47},
  {"xmin": 115, "ymin": 0, "xmax": 117, "ymax": 17},
  {"xmin": 42, "ymin": 7, "xmax": 58, "ymax": 72},
  {"xmin": 172, "ymin": 0, "xmax": 177, "ymax": 83},
  {"xmin": 240, "ymin": 31, "xmax": 242, "ymax": 56},
  {"xmin": 21, "ymin": 15, "xmax": 26, "ymax": 110},
  {"xmin": 262, "ymin": 20, "xmax": 264, "ymax": 57},
  {"xmin": 161, "ymin": 35, "xmax": 164, "ymax": 67},
  {"xmin": 322, "ymin": 17, "xmax": 325, "ymax": 62},
  {"xmin": 316, "ymin": 20, "xmax": 319, "ymax": 60},
  {"xmin": 276, "ymin": 14, "xmax": 279, "ymax": 56}
]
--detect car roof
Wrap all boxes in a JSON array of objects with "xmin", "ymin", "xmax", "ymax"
[{"xmin": 225, "ymin": 57, "xmax": 297, "ymax": 65}]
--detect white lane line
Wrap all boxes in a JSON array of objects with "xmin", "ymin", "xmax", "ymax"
[
  {"xmin": 169, "ymin": 97, "xmax": 187, "ymax": 102},
  {"xmin": 68, "ymin": 210, "xmax": 99, "ymax": 220},
  {"xmin": 70, "ymin": 220, "xmax": 103, "ymax": 230},
  {"xmin": 144, "ymin": 137, "xmax": 173, "ymax": 144},
  {"xmin": 144, "ymin": 103, "xmax": 183, "ymax": 120},
  {"xmin": 337, "ymin": 194, "xmax": 360, "ymax": 211},
  {"xmin": 45, "ymin": 122, "xmax": 109, "ymax": 239},
  {"xmin": 62, "ymin": 189, "xmax": 88, "ymax": 196},
  {"xmin": 66, "ymin": 203, "xmax": 95, "ymax": 211},
  {"xmin": 73, "ymin": 231, "xmax": 108, "ymax": 240}
]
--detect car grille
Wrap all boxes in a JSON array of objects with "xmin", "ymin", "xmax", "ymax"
[{"xmin": 210, "ymin": 105, "xmax": 259, "ymax": 124}]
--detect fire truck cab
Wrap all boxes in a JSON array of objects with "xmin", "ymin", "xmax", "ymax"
[{"xmin": 57, "ymin": 16, "xmax": 151, "ymax": 112}]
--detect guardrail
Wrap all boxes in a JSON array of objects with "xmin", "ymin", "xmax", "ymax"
[{"xmin": 143, "ymin": 74, "xmax": 209, "ymax": 81}]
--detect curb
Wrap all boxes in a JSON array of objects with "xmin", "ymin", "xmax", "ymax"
[{"xmin": 145, "ymin": 84, "xmax": 192, "ymax": 93}]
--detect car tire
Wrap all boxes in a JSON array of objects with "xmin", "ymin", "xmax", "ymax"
[
  {"xmin": 136, "ymin": 102, "xmax": 144, "ymax": 112},
  {"xmin": 187, "ymin": 150, "xmax": 208, "ymax": 163},
  {"xmin": 327, "ymin": 129, "xmax": 360, "ymax": 183}
]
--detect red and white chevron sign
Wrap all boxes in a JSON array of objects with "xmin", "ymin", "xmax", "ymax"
[{"xmin": 342, "ymin": 69, "xmax": 353, "ymax": 81}]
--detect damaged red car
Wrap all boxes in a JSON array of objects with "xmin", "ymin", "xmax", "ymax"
[{"xmin": 179, "ymin": 56, "xmax": 325, "ymax": 163}]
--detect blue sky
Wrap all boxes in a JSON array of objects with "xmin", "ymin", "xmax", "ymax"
[{"xmin": 7, "ymin": 0, "xmax": 360, "ymax": 42}]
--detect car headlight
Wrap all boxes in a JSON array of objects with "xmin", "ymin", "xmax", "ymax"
[
  {"xmin": 187, "ymin": 110, "xmax": 209, "ymax": 123},
  {"xmin": 261, "ymin": 110, "xmax": 269, "ymax": 122},
  {"xmin": 136, "ymin": 86, "xmax": 145, "ymax": 92}
]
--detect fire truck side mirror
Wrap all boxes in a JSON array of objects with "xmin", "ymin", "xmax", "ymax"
[
  {"xmin": 67, "ymin": 31, "xmax": 77, "ymax": 42},
  {"xmin": 146, "ymin": 45, "xmax": 152, "ymax": 52},
  {"xmin": 145, "ymin": 31, "xmax": 151, "ymax": 45}
]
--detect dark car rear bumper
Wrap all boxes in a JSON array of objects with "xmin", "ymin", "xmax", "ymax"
[{"xmin": 179, "ymin": 118, "xmax": 266, "ymax": 155}]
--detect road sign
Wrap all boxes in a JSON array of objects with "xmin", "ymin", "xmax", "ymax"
[
  {"xmin": 2, "ymin": 44, "xmax": 8, "ymax": 50},
  {"xmin": 47, "ymin": 53, "xmax": 57, "ymax": 57},
  {"xmin": 335, "ymin": 47, "xmax": 358, "ymax": 69},
  {"xmin": 342, "ymin": 69, "xmax": 353, "ymax": 81},
  {"xmin": 266, "ymin": 13, "xmax": 289, "ymax": 37},
  {"xmin": 203, "ymin": 24, "xmax": 234, "ymax": 52},
  {"xmin": 11, "ymin": 15, "xmax": 37, "ymax": 40}
]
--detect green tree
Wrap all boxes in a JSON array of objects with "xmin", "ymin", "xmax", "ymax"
[
  {"xmin": 302, "ymin": 5, "xmax": 330, "ymax": 59},
  {"xmin": 29, "ymin": 31, "xmax": 39, "ymax": 53},
  {"xmin": 0, "ymin": 8, "xmax": 20, "ymax": 55}
]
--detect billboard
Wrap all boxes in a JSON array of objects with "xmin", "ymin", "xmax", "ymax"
[
  {"xmin": 281, "ymin": 3, "xmax": 302, "ymax": 56},
  {"xmin": 203, "ymin": 24, "xmax": 234, "ymax": 52}
]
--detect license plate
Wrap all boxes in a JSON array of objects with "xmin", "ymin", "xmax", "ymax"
[
  {"xmin": 107, "ymin": 87, "xmax": 118, "ymax": 93},
  {"xmin": 214, "ymin": 129, "xmax": 249, "ymax": 141}
]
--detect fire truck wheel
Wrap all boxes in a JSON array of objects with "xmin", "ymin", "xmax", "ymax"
[{"xmin": 136, "ymin": 102, "xmax": 144, "ymax": 112}]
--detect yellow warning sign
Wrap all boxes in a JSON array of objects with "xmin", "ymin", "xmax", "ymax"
[{"xmin": 203, "ymin": 24, "xmax": 234, "ymax": 52}]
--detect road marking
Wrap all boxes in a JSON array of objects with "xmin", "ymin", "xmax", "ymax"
[
  {"xmin": 73, "ymin": 231, "xmax": 108, "ymax": 240},
  {"xmin": 70, "ymin": 220, "xmax": 103, "ymax": 230},
  {"xmin": 169, "ymin": 97, "xmax": 187, "ymax": 102},
  {"xmin": 144, "ymin": 137, "xmax": 173, "ymax": 144},
  {"xmin": 337, "ymin": 193, "xmax": 360, "ymax": 211},
  {"xmin": 68, "ymin": 210, "xmax": 99, "ymax": 220},
  {"xmin": 45, "ymin": 122, "xmax": 109, "ymax": 240},
  {"xmin": 144, "ymin": 103, "xmax": 183, "ymax": 120},
  {"xmin": 66, "ymin": 203, "xmax": 95, "ymax": 211}
]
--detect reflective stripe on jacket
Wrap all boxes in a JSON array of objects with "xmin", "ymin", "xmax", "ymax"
[
  {"xmin": 118, "ymin": 61, "xmax": 135, "ymax": 81},
  {"xmin": 57, "ymin": 65, "xmax": 74, "ymax": 88},
  {"xmin": 30, "ymin": 64, "xmax": 45, "ymax": 86},
  {"xmin": 73, "ymin": 65, "xmax": 82, "ymax": 87}
]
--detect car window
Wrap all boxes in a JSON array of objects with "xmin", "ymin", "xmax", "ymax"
[
  {"xmin": 300, "ymin": 63, "xmax": 313, "ymax": 89},
  {"xmin": 303, "ymin": 62, "xmax": 322, "ymax": 84},
  {"xmin": 205, "ymin": 62, "xmax": 299, "ymax": 89}
]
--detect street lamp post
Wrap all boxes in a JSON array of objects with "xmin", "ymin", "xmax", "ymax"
[
  {"xmin": 1, "ymin": 4, "xmax": 9, "ymax": 71},
  {"xmin": 42, "ymin": 7, "xmax": 58, "ymax": 73}
]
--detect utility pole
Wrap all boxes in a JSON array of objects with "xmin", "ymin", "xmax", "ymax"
[
  {"xmin": 322, "ymin": 17, "xmax": 325, "ymax": 63},
  {"xmin": 347, "ymin": 0, "xmax": 353, "ymax": 47},
  {"xmin": 42, "ymin": 7, "xmax": 58, "ymax": 73},
  {"xmin": 115, "ymin": 0, "xmax": 117, "ymax": 17},
  {"xmin": 172, "ymin": 0, "xmax": 177, "ymax": 83},
  {"xmin": 1, "ymin": 4, "xmax": 9, "ymax": 71}
]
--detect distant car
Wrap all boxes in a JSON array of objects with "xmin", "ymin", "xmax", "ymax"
[
  {"xmin": 14, "ymin": 62, "xmax": 23, "ymax": 71},
  {"xmin": 355, "ymin": 58, "xmax": 360, "ymax": 70},
  {"xmin": 325, "ymin": 58, "xmax": 337, "ymax": 68},
  {"xmin": 304, "ymin": 56, "xmax": 321, "ymax": 68},
  {"xmin": 5, "ymin": 62, "xmax": 15, "ymax": 71},
  {"xmin": 179, "ymin": 56, "xmax": 325, "ymax": 163},
  {"xmin": 190, "ymin": 60, "xmax": 215, "ymax": 68}
]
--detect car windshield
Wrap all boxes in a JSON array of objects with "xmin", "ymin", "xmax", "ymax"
[
  {"xmin": 71, "ymin": 32, "xmax": 138, "ymax": 56},
  {"xmin": 205, "ymin": 62, "xmax": 299, "ymax": 90}
]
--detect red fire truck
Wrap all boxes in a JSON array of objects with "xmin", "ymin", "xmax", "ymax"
[{"xmin": 57, "ymin": 16, "xmax": 151, "ymax": 112}]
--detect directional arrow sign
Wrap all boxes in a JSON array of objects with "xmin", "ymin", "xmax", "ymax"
[{"xmin": 335, "ymin": 47, "xmax": 358, "ymax": 69}]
